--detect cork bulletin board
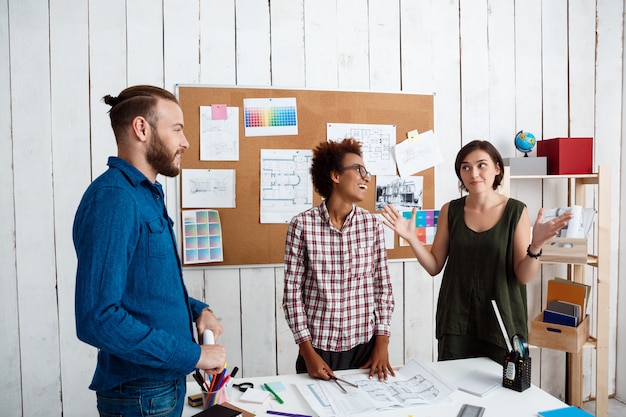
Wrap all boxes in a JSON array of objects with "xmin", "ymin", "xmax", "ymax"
[{"xmin": 176, "ymin": 85, "xmax": 434, "ymax": 266}]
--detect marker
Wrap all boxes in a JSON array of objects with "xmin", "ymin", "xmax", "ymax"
[
  {"xmin": 266, "ymin": 411, "xmax": 311, "ymax": 417},
  {"xmin": 263, "ymin": 383, "xmax": 284, "ymax": 404}
]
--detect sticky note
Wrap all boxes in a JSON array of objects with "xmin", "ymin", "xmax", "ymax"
[
  {"xmin": 408, "ymin": 129, "xmax": 420, "ymax": 143},
  {"xmin": 211, "ymin": 104, "xmax": 228, "ymax": 120}
]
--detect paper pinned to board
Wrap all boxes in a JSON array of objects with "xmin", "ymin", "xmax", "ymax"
[{"xmin": 395, "ymin": 130, "xmax": 444, "ymax": 177}]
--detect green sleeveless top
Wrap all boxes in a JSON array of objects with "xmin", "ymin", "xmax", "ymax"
[{"xmin": 435, "ymin": 196, "xmax": 528, "ymax": 349}]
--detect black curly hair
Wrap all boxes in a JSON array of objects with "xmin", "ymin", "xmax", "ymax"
[{"xmin": 310, "ymin": 138, "xmax": 362, "ymax": 199}]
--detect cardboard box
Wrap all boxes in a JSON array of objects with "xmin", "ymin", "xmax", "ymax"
[
  {"xmin": 536, "ymin": 137, "xmax": 593, "ymax": 174},
  {"xmin": 529, "ymin": 313, "xmax": 590, "ymax": 353},
  {"xmin": 503, "ymin": 157, "xmax": 547, "ymax": 175}
]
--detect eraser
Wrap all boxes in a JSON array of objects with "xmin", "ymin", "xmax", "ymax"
[{"xmin": 187, "ymin": 393, "xmax": 203, "ymax": 407}]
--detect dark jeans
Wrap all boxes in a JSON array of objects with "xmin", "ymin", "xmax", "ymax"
[
  {"xmin": 296, "ymin": 337, "xmax": 376, "ymax": 373},
  {"xmin": 96, "ymin": 378, "xmax": 185, "ymax": 417}
]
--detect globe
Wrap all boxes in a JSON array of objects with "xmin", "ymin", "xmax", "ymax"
[{"xmin": 514, "ymin": 130, "xmax": 536, "ymax": 157}]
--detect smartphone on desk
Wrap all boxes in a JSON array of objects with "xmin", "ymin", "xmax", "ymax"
[{"xmin": 457, "ymin": 404, "xmax": 485, "ymax": 417}]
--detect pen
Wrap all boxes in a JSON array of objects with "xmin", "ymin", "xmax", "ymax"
[
  {"xmin": 263, "ymin": 383, "xmax": 284, "ymax": 404},
  {"xmin": 229, "ymin": 366, "xmax": 239, "ymax": 378},
  {"xmin": 266, "ymin": 411, "xmax": 312, "ymax": 417}
]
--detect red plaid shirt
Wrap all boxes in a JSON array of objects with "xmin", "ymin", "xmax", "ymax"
[{"xmin": 283, "ymin": 202, "xmax": 394, "ymax": 351}]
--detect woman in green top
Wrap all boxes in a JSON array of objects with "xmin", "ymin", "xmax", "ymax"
[{"xmin": 381, "ymin": 140, "xmax": 573, "ymax": 363}]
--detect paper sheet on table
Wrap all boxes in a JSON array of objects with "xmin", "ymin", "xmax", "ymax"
[{"xmin": 295, "ymin": 358, "xmax": 454, "ymax": 416}]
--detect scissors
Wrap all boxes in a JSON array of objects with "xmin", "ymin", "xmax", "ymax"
[
  {"xmin": 329, "ymin": 376, "xmax": 359, "ymax": 393},
  {"xmin": 233, "ymin": 382, "xmax": 254, "ymax": 392}
]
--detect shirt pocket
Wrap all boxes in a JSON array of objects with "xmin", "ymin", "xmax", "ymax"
[
  {"xmin": 147, "ymin": 217, "xmax": 168, "ymax": 258},
  {"xmin": 350, "ymin": 244, "xmax": 374, "ymax": 277}
]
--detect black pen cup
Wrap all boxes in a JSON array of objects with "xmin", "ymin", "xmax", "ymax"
[{"xmin": 502, "ymin": 351, "xmax": 531, "ymax": 392}]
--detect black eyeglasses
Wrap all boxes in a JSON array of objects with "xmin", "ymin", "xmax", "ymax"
[{"xmin": 341, "ymin": 164, "xmax": 371, "ymax": 179}]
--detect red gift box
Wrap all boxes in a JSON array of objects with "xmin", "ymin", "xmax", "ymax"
[{"xmin": 536, "ymin": 137, "xmax": 593, "ymax": 175}]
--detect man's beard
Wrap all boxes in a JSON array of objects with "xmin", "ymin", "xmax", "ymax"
[{"xmin": 147, "ymin": 130, "xmax": 180, "ymax": 178}]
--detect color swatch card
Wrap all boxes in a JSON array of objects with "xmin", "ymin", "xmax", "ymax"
[
  {"xmin": 399, "ymin": 209, "xmax": 440, "ymax": 245},
  {"xmin": 182, "ymin": 209, "xmax": 224, "ymax": 264},
  {"xmin": 243, "ymin": 97, "xmax": 298, "ymax": 137}
]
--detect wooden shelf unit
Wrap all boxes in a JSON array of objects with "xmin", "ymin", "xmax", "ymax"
[{"xmin": 503, "ymin": 166, "xmax": 610, "ymax": 417}]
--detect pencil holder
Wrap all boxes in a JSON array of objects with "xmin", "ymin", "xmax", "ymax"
[
  {"xmin": 502, "ymin": 352, "xmax": 531, "ymax": 392},
  {"xmin": 202, "ymin": 384, "xmax": 230, "ymax": 408}
]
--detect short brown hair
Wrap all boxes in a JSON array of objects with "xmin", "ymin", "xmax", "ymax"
[
  {"xmin": 454, "ymin": 140, "xmax": 504, "ymax": 192},
  {"xmin": 311, "ymin": 138, "xmax": 362, "ymax": 199},
  {"xmin": 102, "ymin": 85, "xmax": 178, "ymax": 141}
]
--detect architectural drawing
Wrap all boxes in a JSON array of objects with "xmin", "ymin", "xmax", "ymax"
[{"xmin": 260, "ymin": 149, "xmax": 313, "ymax": 223}]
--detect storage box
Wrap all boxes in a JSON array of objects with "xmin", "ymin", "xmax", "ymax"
[
  {"xmin": 503, "ymin": 157, "xmax": 547, "ymax": 175},
  {"xmin": 541, "ymin": 237, "xmax": 588, "ymax": 264},
  {"xmin": 529, "ymin": 313, "xmax": 590, "ymax": 353},
  {"xmin": 536, "ymin": 137, "xmax": 593, "ymax": 174}
]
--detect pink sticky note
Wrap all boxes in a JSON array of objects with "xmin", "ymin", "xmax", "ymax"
[{"xmin": 211, "ymin": 104, "xmax": 228, "ymax": 120}]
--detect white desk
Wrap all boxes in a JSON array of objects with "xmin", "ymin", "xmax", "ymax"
[{"xmin": 183, "ymin": 357, "xmax": 567, "ymax": 417}]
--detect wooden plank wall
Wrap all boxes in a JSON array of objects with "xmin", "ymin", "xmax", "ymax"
[{"xmin": 0, "ymin": 1, "xmax": 623, "ymax": 416}]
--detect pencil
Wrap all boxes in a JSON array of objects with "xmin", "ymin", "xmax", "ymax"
[{"xmin": 266, "ymin": 411, "xmax": 311, "ymax": 417}]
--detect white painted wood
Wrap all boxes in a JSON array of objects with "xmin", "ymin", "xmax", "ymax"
[
  {"xmin": 269, "ymin": 0, "xmax": 305, "ymax": 87},
  {"xmin": 568, "ymin": 0, "xmax": 596, "ymax": 138},
  {"xmin": 200, "ymin": 0, "xmax": 236, "ymax": 85},
  {"xmin": 183, "ymin": 269, "xmax": 206, "ymax": 342},
  {"xmin": 303, "ymin": 0, "xmax": 338, "ymax": 88},
  {"xmin": 181, "ymin": 269, "xmax": 205, "ymax": 385},
  {"xmin": 275, "ymin": 267, "xmax": 299, "ymax": 375},
  {"xmin": 595, "ymin": 0, "xmax": 623, "ymax": 402},
  {"xmin": 388, "ymin": 261, "xmax": 404, "ymax": 366},
  {"xmin": 240, "ymin": 268, "xmax": 277, "ymax": 377},
  {"xmin": 162, "ymin": 0, "xmax": 200, "ymax": 218},
  {"xmin": 430, "ymin": 0, "xmax": 462, "ymax": 208},
  {"xmin": 541, "ymin": 0, "xmax": 569, "ymax": 139},
  {"xmin": 459, "ymin": 0, "xmax": 490, "ymax": 141},
  {"xmin": 336, "ymin": 0, "xmax": 369, "ymax": 90},
  {"xmin": 49, "ymin": 0, "xmax": 97, "ymax": 415},
  {"xmin": 399, "ymin": 0, "xmax": 434, "ymax": 93},
  {"xmin": 202, "ymin": 269, "xmax": 244, "ymax": 375},
  {"xmin": 510, "ymin": 5, "xmax": 543, "ymax": 353},
  {"xmin": 569, "ymin": 0, "xmax": 599, "ymax": 401},
  {"xmin": 513, "ymin": 0, "xmax": 543, "ymax": 141},
  {"xmin": 486, "ymin": 0, "xmax": 515, "ymax": 153},
  {"xmin": 9, "ymin": 1, "xmax": 62, "ymax": 415},
  {"xmin": 163, "ymin": 0, "xmax": 200, "ymax": 90},
  {"xmin": 127, "ymin": 0, "xmax": 164, "ymax": 87},
  {"xmin": 511, "ymin": 3, "xmax": 545, "ymax": 389},
  {"xmin": 88, "ymin": 0, "xmax": 127, "ymax": 179},
  {"xmin": 0, "ymin": 0, "xmax": 21, "ymax": 413},
  {"xmin": 540, "ymin": 0, "xmax": 575, "ymax": 401},
  {"xmin": 235, "ymin": 0, "xmax": 271, "ymax": 86},
  {"xmin": 368, "ymin": 0, "xmax": 400, "ymax": 92},
  {"xmin": 618, "ymin": 10, "xmax": 626, "ymax": 395},
  {"xmin": 403, "ymin": 260, "xmax": 435, "ymax": 362}
]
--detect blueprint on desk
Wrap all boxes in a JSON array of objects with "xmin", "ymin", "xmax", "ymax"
[{"xmin": 295, "ymin": 358, "xmax": 454, "ymax": 417}]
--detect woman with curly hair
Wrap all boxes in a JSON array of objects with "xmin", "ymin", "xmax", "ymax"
[{"xmin": 283, "ymin": 138, "xmax": 395, "ymax": 382}]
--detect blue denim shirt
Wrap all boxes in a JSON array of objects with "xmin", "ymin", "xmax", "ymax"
[{"xmin": 73, "ymin": 157, "xmax": 206, "ymax": 391}]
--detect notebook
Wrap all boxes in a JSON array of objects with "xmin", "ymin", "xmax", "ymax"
[{"xmin": 192, "ymin": 403, "xmax": 242, "ymax": 417}]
